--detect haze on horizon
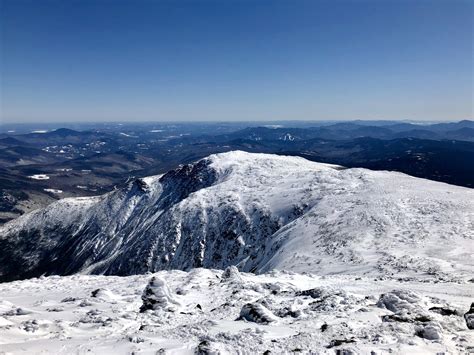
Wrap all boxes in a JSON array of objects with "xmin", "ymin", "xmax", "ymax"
[{"xmin": 0, "ymin": 0, "xmax": 472, "ymax": 124}]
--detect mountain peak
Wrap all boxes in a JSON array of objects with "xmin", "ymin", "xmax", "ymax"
[{"xmin": 0, "ymin": 152, "xmax": 472, "ymax": 282}]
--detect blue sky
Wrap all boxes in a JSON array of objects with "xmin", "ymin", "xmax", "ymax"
[{"xmin": 1, "ymin": 0, "xmax": 472, "ymax": 123}]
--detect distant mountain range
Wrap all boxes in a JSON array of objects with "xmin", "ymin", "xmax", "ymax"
[
  {"xmin": 1, "ymin": 121, "xmax": 473, "ymax": 224},
  {"xmin": 213, "ymin": 120, "xmax": 474, "ymax": 142}
]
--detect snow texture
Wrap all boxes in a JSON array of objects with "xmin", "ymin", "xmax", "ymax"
[{"xmin": 0, "ymin": 269, "xmax": 472, "ymax": 354}]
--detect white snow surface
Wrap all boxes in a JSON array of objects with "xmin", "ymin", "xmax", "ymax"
[
  {"xmin": 0, "ymin": 151, "xmax": 473, "ymax": 282},
  {"xmin": 0, "ymin": 269, "xmax": 472, "ymax": 354},
  {"xmin": 43, "ymin": 189, "xmax": 63, "ymax": 194},
  {"xmin": 28, "ymin": 174, "xmax": 50, "ymax": 180}
]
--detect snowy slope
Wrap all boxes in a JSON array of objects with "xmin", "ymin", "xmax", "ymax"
[
  {"xmin": 0, "ymin": 151, "xmax": 473, "ymax": 282},
  {"xmin": 0, "ymin": 269, "xmax": 472, "ymax": 354}
]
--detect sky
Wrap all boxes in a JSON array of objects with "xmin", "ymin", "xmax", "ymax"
[{"xmin": 0, "ymin": 0, "xmax": 472, "ymax": 123}]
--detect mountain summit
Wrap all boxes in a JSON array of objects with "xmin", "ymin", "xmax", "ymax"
[{"xmin": 0, "ymin": 151, "xmax": 472, "ymax": 282}]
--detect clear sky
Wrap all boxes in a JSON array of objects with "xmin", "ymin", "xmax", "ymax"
[{"xmin": 0, "ymin": 0, "xmax": 472, "ymax": 123}]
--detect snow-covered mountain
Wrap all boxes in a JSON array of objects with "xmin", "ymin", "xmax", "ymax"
[{"xmin": 0, "ymin": 151, "xmax": 473, "ymax": 282}]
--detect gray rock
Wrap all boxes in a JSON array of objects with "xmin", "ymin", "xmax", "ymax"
[{"xmin": 464, "ymin": 303, "xmax": 474, "ymax": 329}]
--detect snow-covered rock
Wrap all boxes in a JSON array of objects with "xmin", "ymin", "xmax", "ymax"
[
  {"xmin": 90, "ymin": 288, "xmax": 120, "ymax": 302},
  {"xmin": 221, "ymin": 265, "xmax": 243, "ymax": 283},
  {"xmin": 377, "ymin": 290, "xmax": 423, "ymax": 314},
  {"xmin": 415, "ymin": 322, "xmax": 443, "ymax": 340},
  {"xmin": 239, "ymin": 302, "xmax": 278, "ymax": 324},
  {"xmin": 377, "ymin": 290, "xmax": 432, "ymax": 323},
  {"xmin": 0, "ymin": 151, "xmax": 473, "ymax": 282},
  {"xmin": 0, "ymin": 270, "xmax": 472, "ymax": 354},
  {"xmin": 140, "ymin": 276, "xmax": 181, "ymax": 312}
]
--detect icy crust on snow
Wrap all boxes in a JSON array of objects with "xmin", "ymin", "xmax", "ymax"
[
  {"xmin": 0, "ymin": 151, "xmax": 473, "ymax": 281},
  {"xmin": 0, "ymin": 269, "xmax": 472, "ymax": 354}
]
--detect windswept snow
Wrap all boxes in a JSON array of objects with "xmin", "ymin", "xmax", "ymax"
[
  {"xmin": 0, "ymin": 269, "xmax": 472, "ymax": 354},
  {"xmin": 0, "ymin": 151, "xmax": 473, "ymax": 282}
]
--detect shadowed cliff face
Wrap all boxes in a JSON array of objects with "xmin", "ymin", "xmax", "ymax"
[{"xmin": 0, "ymin": 159, "xmax": 220, "ymax": 282}]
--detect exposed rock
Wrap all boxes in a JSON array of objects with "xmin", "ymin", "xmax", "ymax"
[
  {"xmin": 429, "ymin": 306, "xmax": 459, "ymax": 316},
  {"xmin": 296, "ymin": 287, "xmax": 330, "ymax": 299},
  {"xmin": 239, "ymin": 302, "xmax": 277, "ymax": 324},
  {"xmin": 2, "ymin": 307, "xmax": 33, "ymax": 316},
  {"xmin": 415, "ymin": 322, "xmax": 442, "ymax": 340},
  {"xmin": 90, "ymin": 288, "xmax": 117, "ymax": 301},
  {"xmin": 60, "ymin": 297, "xmax": 78, "ymax": 303},
  {"xmin": 326, "ymin": 339, "xmax": 356, "ymax": 348},
  {"xmin": 195, "ymin": 339, "xmax": 224, "ymax": 355},
  {"xmin": 382, "ymin": 314, "xmax": 431, "ymax": 323},
  {"xmin": 464, "ymin": 303, "xmax": 474, "ymax": 329}
]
